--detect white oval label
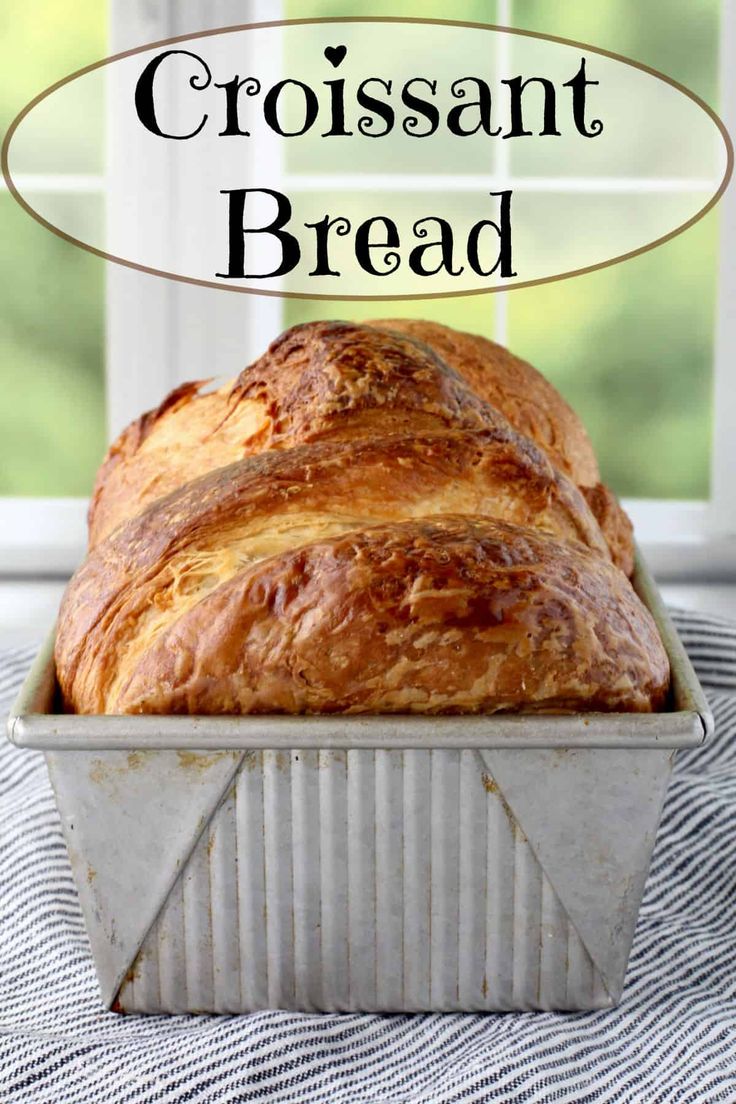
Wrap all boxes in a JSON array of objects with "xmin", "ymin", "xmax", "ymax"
[{"xmin": 2, "ymin": 18, "xmax": 732, "ymax": 299}]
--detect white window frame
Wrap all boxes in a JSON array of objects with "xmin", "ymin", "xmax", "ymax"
[{"xmin": 0, "ymin": 0, "xmax": 734, "ymax": 580}]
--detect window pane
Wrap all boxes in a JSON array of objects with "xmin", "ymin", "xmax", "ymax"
[
  {"xmin": 510, "ymin": 0, "xmax": 720, "ymax": 108},
  {"xmin": 0, "ymin": 194, "xmax": 106, "ymax": 495},
  {"xmin": 285, "ymin": 0, "xmax": 496, "ymax": 21},
  {"xmin": 0, "ymin": 0, "xmax": 105, "ymax": 173},
  {"xmin": 507, "ymin": 213, "xmax": 716, "ymax": 500},
  {"xmin": 508, "ymin": 0, "xmax": 721, "ymax": 179},
  {"xmin": 0, "ymin": 1, "xmax": 106, "ymax": 496},
  {"xmin": 506, "ymin": 0, "xmax": 719, "ymax": 499}
]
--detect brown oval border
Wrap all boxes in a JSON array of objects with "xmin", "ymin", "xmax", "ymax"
[{"xmin": 2, "ymin": 16, "xmax": 733, "ymax": 301}]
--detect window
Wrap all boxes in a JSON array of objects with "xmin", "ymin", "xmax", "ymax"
[
  {"xmin": 0, "ymin": 1, "xmax": 106, "ymax": 570},
  {"xmin": 1, "ymin": 0, "xmax": 733, "ymax": 577}
]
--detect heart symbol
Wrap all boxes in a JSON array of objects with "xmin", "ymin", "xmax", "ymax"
[{"xmin": 324, "ymin": 44, "xmax": 347, "ymax": 68}]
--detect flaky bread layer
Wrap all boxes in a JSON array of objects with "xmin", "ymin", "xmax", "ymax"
[{"xmin": 59, "ymin": 516, "xmax": 668, "ymax": 716}]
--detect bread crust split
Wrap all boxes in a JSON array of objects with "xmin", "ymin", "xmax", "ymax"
[{"xmin": 57, "ymin": 513, "xmax": 668, "ymax": 717}]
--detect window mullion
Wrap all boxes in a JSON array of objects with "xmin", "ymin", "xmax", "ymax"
[
  {"xmin": 106, "ymin": 0, "xmax": 284, "ymax": 441},
  {"xmin": 709, "ymin": 0, "xmax": 736, "ymax": 536}
]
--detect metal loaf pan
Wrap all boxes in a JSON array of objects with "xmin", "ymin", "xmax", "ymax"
[{"xmin": 7, "ymin": 553, "xmax": 712, "ymax": 1014}]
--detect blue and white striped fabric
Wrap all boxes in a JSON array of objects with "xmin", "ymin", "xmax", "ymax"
[{"xmin": 1, "ymin": 610, "xmax": 735, "ymax": 1103}]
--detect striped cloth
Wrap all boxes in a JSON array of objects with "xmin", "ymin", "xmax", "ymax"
[{"xmin": 1, "ymin": 610, "xmax": 735, "ymax": 1104}]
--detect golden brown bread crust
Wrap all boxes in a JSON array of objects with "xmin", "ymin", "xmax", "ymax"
[
  {"xmin": 57, "ymin": 429, "xmax": 613, "ymax": 713},
  {"xmin": 369, "ymin": 318, "xmax": 600, "ymax": 486},
  {"xmin": 370, "ymin": 318, "xmax": 634, "ymax": 575},
  {"xmin": 582, "ymin": 483, "xmax": 636, "ymax": 578},
  {"xmin": 88, "ymin": 321, "xmax": 511, "ymax": 548},
  {"xmin": 57, "ymin": 514, "xmax": 668, "ymax": 716},
  {"xmin": 64, "ymin": 318, "xmax": 661, "ymax": 716}
]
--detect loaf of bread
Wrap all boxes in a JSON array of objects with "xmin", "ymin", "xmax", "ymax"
[{"xmin": 58, "ymin": 320, "xmax": 668, "ymax": 715}]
